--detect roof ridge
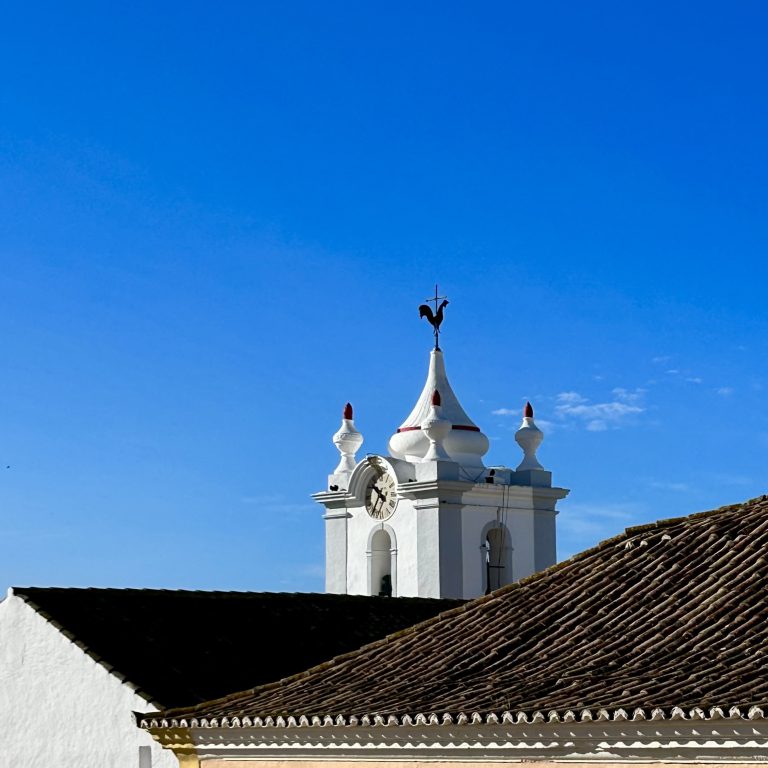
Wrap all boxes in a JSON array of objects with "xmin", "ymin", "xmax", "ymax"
[
  {"xmin": 13, "ymin": 586, "xmax": 463, "ymax": 601},
  {"xmin": 14, "ymin": 587, "xmax": 329, "ymax": 596},
  {"xmin": 12, "ymin": 587, "xmax": 464, "ymax": 711},
  {"xmin": 623, "ymin": 496, "xmax": 767, "ymax": 535}
]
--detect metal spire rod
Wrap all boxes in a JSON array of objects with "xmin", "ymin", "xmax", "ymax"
[{"xmin": 418, "ymin": 284, "xmax": 449, "ymax": 350}]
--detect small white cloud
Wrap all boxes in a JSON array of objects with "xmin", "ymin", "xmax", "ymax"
[
  {"xmin": 492, "ymin": 407, "xmax": 517, "ymax": 416},
  {"xmin": 666, "ymin": 369, "xmax": 680, "ymax": 375},
  {"xmin": 686, "ymin": 377, "xmax": 703, "ymax": 384},
  {"xmin": 554, "ymin": 389, "xmax": 644, "ymax": 431},
  {"xmin": 652, "ymin": 356, "xmax": 672, "ymax": 364},
  {"xmin": 556, "ymin": 391, "xmax": 588, "ymax": 405},
  {"xmin": 716, "ymin": 387, "xmax": 734, "ymax": 396},
  {"xmin": 612, "ymin": 387, "xmax": 645, "ymax": 403}
]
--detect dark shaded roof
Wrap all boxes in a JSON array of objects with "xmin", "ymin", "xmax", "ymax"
[
  {"xmin": 11, "ymin": 588, "xmax": 464, "ymax": 708},
  {"xmin": 150, "ymin": 495, "xmax": 768, "ymax": 724}
]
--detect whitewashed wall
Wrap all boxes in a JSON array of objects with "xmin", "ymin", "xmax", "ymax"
[
  {"xmin": 346, "ymin": 496, "xmax": 421, "ymax": 598},
  {"xmin": 0, "ymin": 591, "xmax": 176, "ymax": 768}
]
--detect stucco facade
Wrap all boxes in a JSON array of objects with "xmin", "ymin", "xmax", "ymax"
[{"xmin": 0, "ymin": 590, "xmax": 177, "ymax": 768}]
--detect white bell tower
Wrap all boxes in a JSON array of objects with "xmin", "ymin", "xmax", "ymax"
[{"xmin": 313, "ymin": 297, "xmax": 569, "ymax": 600}]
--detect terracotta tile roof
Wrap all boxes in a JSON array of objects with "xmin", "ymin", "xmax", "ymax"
[
  {"xmin": 147, "ymin": 496, "xmax": 768, "ymax": 725},
  {"xmin": 11, "ymin": 588, "xmax": 463, "ymax": 708}
]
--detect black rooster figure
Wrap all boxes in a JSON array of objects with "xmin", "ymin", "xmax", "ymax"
[{"xmin": 419, "ymin": 298, "xmax": 449, "ymax": 350}]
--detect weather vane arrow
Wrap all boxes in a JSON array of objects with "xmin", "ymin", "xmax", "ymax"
[{"xmin": 418, "ymin": 284, "xmax": 449, "ymax": 350}]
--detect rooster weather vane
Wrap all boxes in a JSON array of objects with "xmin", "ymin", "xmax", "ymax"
[{"xmin": 419, "ymin": 284, "xmax": 449, "ymax": 350}]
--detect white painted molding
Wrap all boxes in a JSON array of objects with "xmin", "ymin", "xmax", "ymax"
[{"xmin": 146, "ymin": 711, "xmax": 768, "ymax": 762}]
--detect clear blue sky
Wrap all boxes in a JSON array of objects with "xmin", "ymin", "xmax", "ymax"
[{"xmin": 1, "ymin": 2, "xmax": 766, "ymax": 591}]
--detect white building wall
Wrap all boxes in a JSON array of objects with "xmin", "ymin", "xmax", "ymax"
[
  {"xmin": 534, "ymin": 508, "xmax": 557, "ymax": 572},
  {"xmin": 508, "ymin": 507, "xmax": 536, "ymax": 580},
  {"xmin": 437, "ymin": 504, "xmax": 464, "ymax": 598},
  {"xmin": 0, "ymin": 592, "xmax": 177, "ymax": 768},
  {"xmin": 346, "ymin": 498, "xmax": 420, "ymax": 597},
  {"xmin": 416, "ymin": 503, "xmax": 441, "ymax": 598},
  {"xmin": 393, "ymin": 500, "xmax": 419, "ymax": 596},
  {"xmin": 461, "ymin": 507, "xmax": 489, "ymax": 598},
  {"xmin": 324, "ymin": 513, "xmax": 348, "ymax": 593}
]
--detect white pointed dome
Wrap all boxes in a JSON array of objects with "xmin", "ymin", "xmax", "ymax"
[{"xmin": 388, "ymin": 349, "xmax": 489, "ymax": 468}]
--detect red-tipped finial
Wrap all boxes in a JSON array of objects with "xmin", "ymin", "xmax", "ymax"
[
  {"xmin": 431, "ymin": 389, "xmax": 442, "ymax": 407},
  {"xmin": 524, "ymin": 401, "xmax": 534, "ymax": 418},
  {"xmin": 343, "ymin": 402, "xmax": 353, "ymax": 420}
]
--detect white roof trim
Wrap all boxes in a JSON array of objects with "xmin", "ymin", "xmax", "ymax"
[{"xmin": 141, "ymin": 704, "xmax": 766, "ymax": 729}]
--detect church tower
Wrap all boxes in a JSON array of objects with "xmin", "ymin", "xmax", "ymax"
[{"xmin": 313, "ymin": 294, "xmax": 569, "ymax": 600}]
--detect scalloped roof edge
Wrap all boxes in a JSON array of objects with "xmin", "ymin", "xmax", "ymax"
[{"xmin": 141, "ymin": 704, "xmax": 767, "ymax": 729}]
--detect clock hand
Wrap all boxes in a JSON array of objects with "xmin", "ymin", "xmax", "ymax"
[{"xmin": 375, "ymin": 493, "xmax": 388, "ymax": 516}]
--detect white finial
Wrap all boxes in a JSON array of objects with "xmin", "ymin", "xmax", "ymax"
[
  {"xmin": 515, "ymin": 401, "xmax": 544, "ymax": 471},
  {"xmin": 332, "ymin": 402, "xmax": 363, "ymax": 473},
  {"xmin": 421, "ymin": 390, "xmax": 451, "ymax": 461}
]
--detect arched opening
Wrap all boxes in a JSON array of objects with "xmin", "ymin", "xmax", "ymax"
[
  {"xmin": 370, "ymin": 528, "xmax": 394, "ymax": 597},
  {"xmin": 484, "ymin": 527, "xmax": 507, "ymax": 594}
]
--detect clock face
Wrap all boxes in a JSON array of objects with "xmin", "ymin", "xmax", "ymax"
[{"xmin": 365, "ymin": 469, "xmax": 398, "ymax": 520}]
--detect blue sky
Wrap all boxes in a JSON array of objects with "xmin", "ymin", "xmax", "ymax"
[{"xmin": 1, "ymin": 2, "xmax": 766, "ymax": 591}]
